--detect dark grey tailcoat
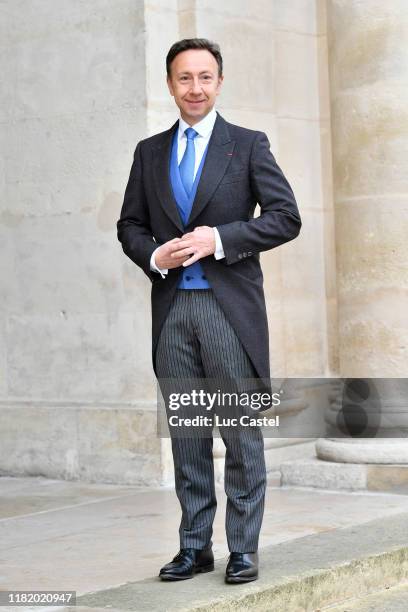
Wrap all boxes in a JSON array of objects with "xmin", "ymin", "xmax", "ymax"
[{"xmin": 117, "ymin": 112, "xmax": 301, "ymax": 387}]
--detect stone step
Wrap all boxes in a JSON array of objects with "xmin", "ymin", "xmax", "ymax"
[
  {"xmin": 58, "ymin": 510, "xmax": 408, "ymax": 612},
  {"xmin": 281, "ymin": 457, "xmax": 408, "ymax": 493},
  {"xmin": 323, "ymin": 582, "xmax": 408, "ymax": 611}
]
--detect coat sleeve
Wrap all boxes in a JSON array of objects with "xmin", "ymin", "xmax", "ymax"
[
  {"xmin": 216, "ymin": 131, "xmax": 302, "ymax": 265},
  {"xmin": 116, "ymin": 142, "xmax": 161, "ymax": 281}
]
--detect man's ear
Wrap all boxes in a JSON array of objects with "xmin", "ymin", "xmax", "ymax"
[{"xmin": 216, "ymin": 75, "xmax": 224, "ymax": 94}]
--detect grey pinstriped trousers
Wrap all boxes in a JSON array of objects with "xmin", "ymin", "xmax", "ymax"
[{"xmin": 156, "ymin": 289, "xmax": 267, "ymax": 552}]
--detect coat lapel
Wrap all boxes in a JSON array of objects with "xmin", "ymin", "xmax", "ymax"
[
  {"xmin": 152, "ymin": 120, "xmax": 185, "ymax": 233},
  {"xmin": 152, "ymin": 112, "xmax": 235, "ymax": 232},
  {"xmin": 187, "ymin": 112, "xmax": 235, "ymax": 227}
]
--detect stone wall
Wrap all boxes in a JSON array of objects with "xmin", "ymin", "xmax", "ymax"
[
  {"xmin": 0, "ymin": 0, "xmax": 335, "ymax": 484},
  {"xmin": 0, "ymin": 1, "xmax": 162, "ymax": 484}
]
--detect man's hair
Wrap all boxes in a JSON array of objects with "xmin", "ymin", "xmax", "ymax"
[{"xmin": 166, "ymin": 38, "xmax": 223, "ymax": 77}]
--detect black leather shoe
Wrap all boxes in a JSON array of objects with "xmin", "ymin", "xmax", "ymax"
[
  {"xmin": 159, "ymin": 547, "xmax": 214, "ymax": 581},
  {"xmin": 225, "ymin": 552, "xmax": 258, "ymax": 583}
]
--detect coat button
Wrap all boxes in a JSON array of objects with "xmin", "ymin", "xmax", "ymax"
[
  {"xmin": 202, "ymin": 275, "xmax": 206, "ymax": 280},
  {"xmin": 186, "ymin": 276, "xmax": 192, "ymax": 280}
]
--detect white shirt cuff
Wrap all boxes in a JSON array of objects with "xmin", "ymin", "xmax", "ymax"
[
  {"xmin": 150, "ymin": 247, "xmax": 168, "ymax": 278},
  {"xmin": 213, "ymin": 227, "xmax": 225, "ymax": 260}
]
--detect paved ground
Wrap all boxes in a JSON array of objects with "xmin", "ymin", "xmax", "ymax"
[{"xmin": 1, "ymin": 475, "xmax": 408, "ymax": 610}]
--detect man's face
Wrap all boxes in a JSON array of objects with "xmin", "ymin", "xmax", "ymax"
[{"xmin": 167, "ymin": 49, "xmax": 223, "ymax": 125}]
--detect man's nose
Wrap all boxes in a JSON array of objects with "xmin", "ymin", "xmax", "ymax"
[{"xmin": 190, "ymin": 78, "xmax": 202, "ymax": 94}]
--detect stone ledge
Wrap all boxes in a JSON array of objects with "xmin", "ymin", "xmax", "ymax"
[
  {"xmin": 0, "ymin": 404, "xmax": 161, "ymax": 486},
  {"xmin": 61, "ymin": 511, "xmax": 408, "ymax": 611},
  {"xmin": 281, "ymin": 457, "xmax": 408, "ymax": 493}
]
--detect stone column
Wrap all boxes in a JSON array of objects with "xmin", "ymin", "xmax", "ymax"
[{"xmin": 319, "ymin": 1, "xmax": 408, "ymax": 466}]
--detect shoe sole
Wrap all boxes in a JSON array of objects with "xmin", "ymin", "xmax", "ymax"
[
  {"xmin": 159, "ymin": 563, "xmax": 215, "ymax": 581},
  {"xmin": 225, "ymin": 574, "xmax": 258, "ymax": 584}
]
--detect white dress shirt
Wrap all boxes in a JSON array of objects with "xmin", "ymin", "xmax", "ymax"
[{"xmin": 150, "ymin": 107, "xmax": 225, "ymax": 277}]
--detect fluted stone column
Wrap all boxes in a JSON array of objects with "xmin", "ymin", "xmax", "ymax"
[{"xmin": 319, "ymin": 1, "xmax": 408, "ymax": 465}]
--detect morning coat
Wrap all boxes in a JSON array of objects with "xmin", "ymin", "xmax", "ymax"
[{"xmin": 117, "ymin": 112, "xmax": 302, "ymax": 391}]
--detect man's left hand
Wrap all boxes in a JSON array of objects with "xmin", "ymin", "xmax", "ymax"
[{"xmin": 170, "ymin": 226, "xmax": 216, "ymax": 267}]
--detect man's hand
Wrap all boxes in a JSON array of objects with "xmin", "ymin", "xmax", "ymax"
[
  {"xmin": 170, "ymin": 226, "xmax": 216, "ymax": 267},
  {"xmin": 155, "ymin": 237, "xmax": 192, "ymax": 270}
]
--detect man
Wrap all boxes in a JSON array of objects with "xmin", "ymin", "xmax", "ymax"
[{"xmin": 117, "ymin": 38, "xmax": 301, "ymax": 584}]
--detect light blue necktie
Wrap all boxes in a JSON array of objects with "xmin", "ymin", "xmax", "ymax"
[{"xmin": 179, "ymin": 127, "xmax": 198, "ymax": 197}]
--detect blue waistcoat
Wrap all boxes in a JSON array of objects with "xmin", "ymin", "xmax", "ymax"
[{"xmin": 170, "ymin": 129, "xmax": 211, "ymax": 289}]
